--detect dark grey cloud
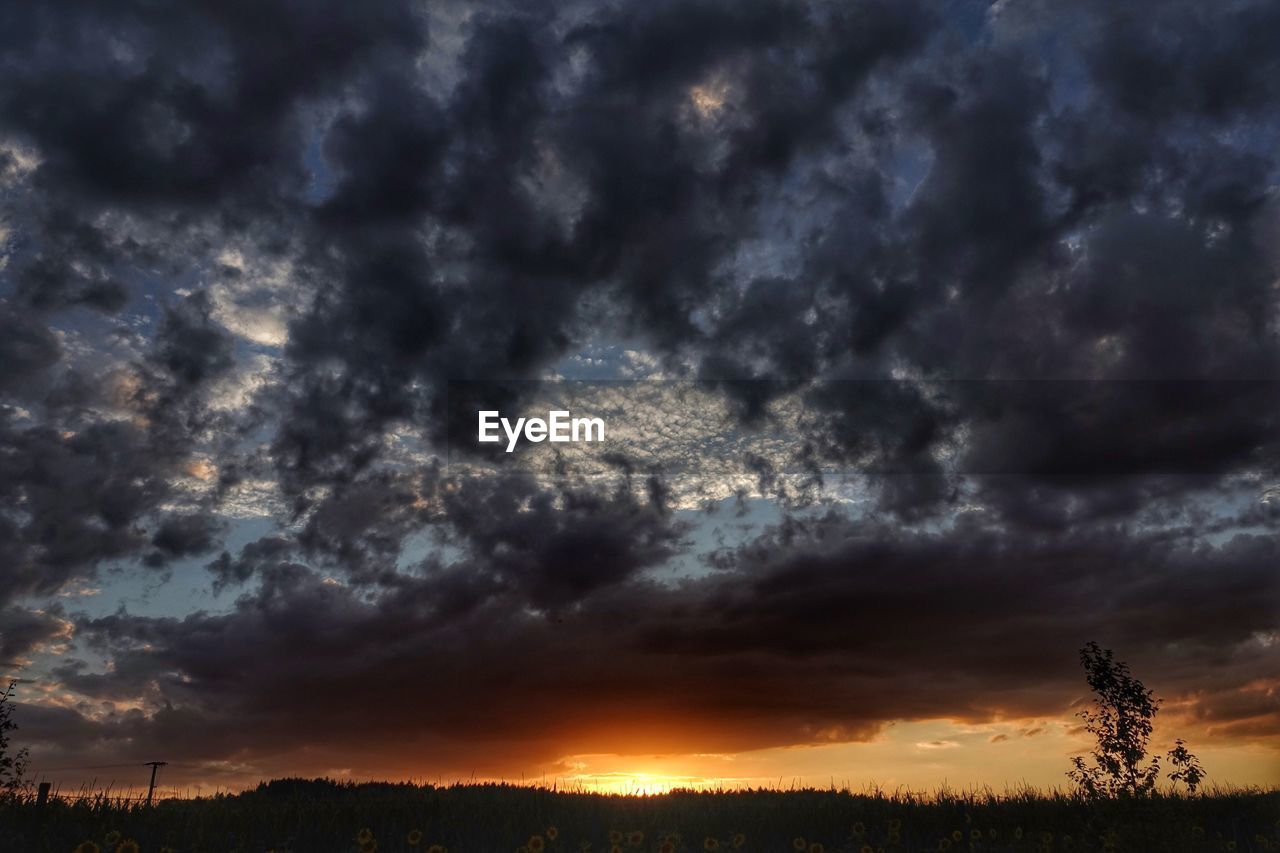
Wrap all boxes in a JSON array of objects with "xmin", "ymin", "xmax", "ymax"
[
  {"xmin": 0, "ymin": 420, "xmax": 170, "ymax": 604},
  {"xmin": 20, "ymin": 508, "xmax": 1278, "ymax": 779},
  {"xmin": 0, "ymin": 604, "xmax": 66, "ymax": 661},
  {"xmin": 144, "ymin": 513, "xmax": 225, "ymax": 569},
  {"xmin": 0, "ymin": 305, "xmax": 60, "ymax": 393},
  {"xmin": 437, "ymin": 470, "xmax": 686, "ymax": 609}
]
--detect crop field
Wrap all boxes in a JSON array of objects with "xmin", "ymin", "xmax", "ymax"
[{"xmin": 3, "ymin": 781, "xmax": 1277, "ymax": 853}]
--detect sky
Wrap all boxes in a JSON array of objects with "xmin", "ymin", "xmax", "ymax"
[{"xmin": 1, "ymin": 0, "xmax": 1278, "ymax": 796}]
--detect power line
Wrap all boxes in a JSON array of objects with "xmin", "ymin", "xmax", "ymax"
[
  {"xmin": 31, "ymin": 762, "xmax": 154, "ymax": 773},
  {"xmin": 32, "ymin": 760, "xmax": 205, "ymax": 775}
]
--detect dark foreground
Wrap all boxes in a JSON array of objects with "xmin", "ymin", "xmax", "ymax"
[{"xmin": 3, "ymin": 780, "xmax": 1278, "ymax": 853}]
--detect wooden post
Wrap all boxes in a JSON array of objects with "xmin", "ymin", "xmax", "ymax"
[
  {"xmin": 144, "ymin": 761, "xmax": 167, "ymax": 806},
  {"xmin": 36, "ymin": 781, "xmax": 50, "ymax": 808}
]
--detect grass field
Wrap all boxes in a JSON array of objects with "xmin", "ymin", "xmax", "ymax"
[{"xmin": 3, "ymin": 780, "xmax": 1278, "ymax": 853}]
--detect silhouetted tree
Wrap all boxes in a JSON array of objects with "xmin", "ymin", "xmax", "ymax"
[
  {"xmin": 1068, "ymin": 643, "xmax": 1161, "ymax": 797},
  {"xmin": 0, "ymin": 679, "xmax": 30, "ymax": 799},
  {"xmin": 1167, "ymin": 738, "xmax": 1206, "ymax": 794}
]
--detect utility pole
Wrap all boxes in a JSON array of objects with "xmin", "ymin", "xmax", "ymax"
[{"xmin": 144, "ymin": 761, "xmax": 167, "ymax": 806}]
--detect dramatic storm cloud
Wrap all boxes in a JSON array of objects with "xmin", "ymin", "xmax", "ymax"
[{"xmin": 0, "ymin": 0, "xmax": 1277, "ymax": 789}]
